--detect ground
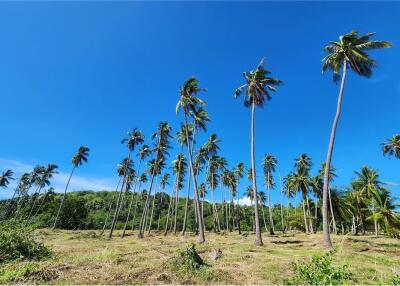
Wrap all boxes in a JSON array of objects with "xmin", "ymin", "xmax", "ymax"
[{"xmin": 3, "ymin": 229, "xmax": 400, "ymax": 284}]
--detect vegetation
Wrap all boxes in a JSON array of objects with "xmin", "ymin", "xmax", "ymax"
[
  {"xmin": 0, "ymin": 29, "xmax": 398, "ymax": 284},
  {"xmin": 0, "ymin": 222, "xmax": 51, "ymax": 263},
  {"xmin": 288, "ymin": 251, "xmax": 353, "ymax": 285}
]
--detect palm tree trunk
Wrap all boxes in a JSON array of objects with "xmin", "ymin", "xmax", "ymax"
[
  {"xmin": 147, "ymin": 185, "xmax": 158, "ymax": 234},
  {"xmin": 181, "ymin": 168, "xmax": 191, "ymax": 236},
  {"xmin": 322, "ymin": 59, "xmax": 347, "ymax": 248},
  {"xmin": 165, "ymin": 174, "xmax": 178, "ymax": 235},
  {"xmin": 26, "ymin": 186, "xmax": 43, "ymax": 226},
  {"xmin": 52, "ymin": 166, "xmax": 76, "ymax": 230},
  {"xmin": 328, "ymin": 188, "xmax": 337, "ymax": 234},
  {"xmin": 267, "ymin": 177, "xmax": 275, "ymax": 235},
  {"xmin": 131, "ymin": 182, "xmax": 144, "ymax": 230},
  {"xmin": 306, "ymin": 196, "xmax": 314, "ymax": 233},
  {"xmin": 100, "ymin": 178, "xmax": 121, "ymax": 235},
  {"xmin": 250, "ymin": 102, "xmax": 263, "ymax": 246},
  {"xmin": 173, "ymin": 181, "xmax": 180, "ymax": 235},
  {"xmin": 184, "ymin": 115, "xmax": 205, "ymax": 243},
  {"xmin": 302, "ymin": 200, "xmax": 309, "ymax": 234},
  {"xmin": 157, "ymin": 192, "xmax": 164, "ymax": 231},
  {"xmin": 261, "ymin": 204, "xmax": 268, "ymax": 233},
  {"xmin": 278, "ymin": 171, "xmax": 285, "ymax": 233}
]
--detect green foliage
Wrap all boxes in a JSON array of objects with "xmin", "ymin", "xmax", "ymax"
[
  {"xmin": 170, "ymin": 243, "xmax": 207, "ymax": 274},
  {"xmin": 288, "ymin": 251, "xmax": 353, "ymax": 285},
  {"xmin": 0, "ymin": 262, "xmax": 41, "ymax": 284},
  {"xmin": 391, "ymin": 275, "xmax": 400, "ymax": 285},
  {"xmin": 0, "ymin": 222, "xmax": 51, "ymax": 263}
]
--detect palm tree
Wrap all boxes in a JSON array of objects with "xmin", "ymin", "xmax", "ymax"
[
  {"xmin": 207, "ymin": 155, "xmax": 222, "ymax": 232},
  {"xmin": 258, "ymin": 191, "xmax": 268, "ymax": 233},
  {"xmin": 26, "ymin": 164, "xmax": 58, "ymax": 225},
  {"xmin": 352, "ymin": 166, "xmax": 387, "ymax": 235},
  {"xmin": 292, "ymin": 154, "xmax": 314, "ymax": 233},
  {"xmin": 382, "ymin": 135, "xmax": 400, "ymax": 159},
  {"xmin": 246, "ymin": 185, "xmax": 255, "ymax": 232},
  {"xmin": 176, "ymin": 77, "xmax": 208, "ymax": 244},
  {"xmin": 109, "ymin": 129, "xmax": 144, "ymax": 238},
  {"xmin": 173, "ymin": 154, "xmax": 187, "ymax": 234},
  {"xmin": 262, "ymin": 154, "xmax": 277, "ymax": 235},
  {"xmin": 108, "ymin": 157, "xmax": 135, "ymax": 238},
  {"xmin": 156, "ymin": 173, "xmax": 169, "ymax": 231},
  {"xmin": 321, "ymin": 30, "xmax": 391, "ymax": 248},
  {"xmin": 234, "ymin": 59, "xmax": 282, "ymax": 246},
  {"xmin": 138, "ymin": 122, "xmax": 171, "ymax": 238},
  {"xmin": 368, "ymin": 189, "xmax": 399, "ymax": 236},
  {"xmin": 131, "ymin": 173, "xmax": 148, "ymax": 230},
  {"xmin": 121, "ymin": 144, "xmax": 150, "ymax": 238},
  {"xmin": 283, "ymin": 173, "xmax": 296, "ymax": 231},
  {"xmin": 177, "ymin": 123, "xmax": 194, "ymax": 236},
  {"xmin": 53, "ymin": 146, "xmax": 89, "ymax": 230},
  {"xmin": 233, "ymin": 162, "xmax": 245, "ymax": 233},
  {"xmin": 319, "ymin": 163, "xmax": 337, "ymax": 233},
  {"xmin": 1, "ymin": 170, "xmax": 14, "ymax": 216}
]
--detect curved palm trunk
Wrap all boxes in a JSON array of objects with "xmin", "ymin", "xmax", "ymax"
[
  {"xmin": 138, "ymin": 169, "xmax": 157, "ymax": 238},
  {"xmin": 184, "ymin": 116, "xmax": 205, "ymax": 243},
  {"xmin": 250, "ymin": 102, "xmax": 263, "ymax": 246},
  {"xmin": 108, "ymin": 156, "xmax": 131, "ymax": 239},
  {"xmin": 157, "ymin": 192, "xmax": 164, "ymax": 231},
  {"xmin": 131, "ymin": 182, "xmax": 144, "ymax": 230},
  {"xmin": 267, "ymin": 176, "xmax": 275, "ymax": 235},
  {"xmin": 100, "ymin": 178, "xmax": 121, "ymax": 235},
  {"xmin": 328, "ymin": 188, "xmax": 337, "ymax": 234},
  {"xmin": 322, "ymin": 59, "xmax": 347, "ymax": 248},
  {"xmin": 181, "ymin": 168, "xmax": 191, "ymax": 236},
  {"xmin": 26, "ymin": 186, "xmax": 43, "ymax": 226},
  {"xmin": 147, "ymin": 187, "xmax": 158, "ymax": 233},
  {"xmin": 164, "ymin": 189, "xmax": 175, "ymax": 235},
  {"xmin": 53, "ymin": 166, "xmax": 76, "ymax": 230}
]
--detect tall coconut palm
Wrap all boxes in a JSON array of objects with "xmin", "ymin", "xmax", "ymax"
[
  {"xmin": 207, "ymin": 155, "xmax": 222, "ymax": 232},
  {"xmin": 321, "ymin": 31, "xmax": 391, "ymax": 248},
  {"xmin": 4, "ymin": 172, "xmax": 30, "ymax": 218},
  {"xmin": 177, "ymin": 123, "xmax": 194, "ymax": 236},
  {"xmin": 138, "ymin": 122, "xmax": 171, "ymax": 238},
  {"xmin": 246, "ymin": 185, "xmax": 255, "ymax": 232},
  {"xmin": 233, "ymin": 162, "xmax": 245, "ymax": 233},
  {"xmin": 203, "ymin": 134, "xmax": 221, "ymax": 230},
  {"xmin": 382, "ymin": 135, "xmax": 400, "ymax": 159},
  {"xmin": 262, "ymin": 154, "xmax": 277, "ymax": 235},
  {"xmin": 176, "ymin": 77, "xmax": 208, "ymax": 244},
  {"xmin": 131, "ymin": 173, "xmax": 147, "ymax": 230},
  {"xmin": 109, "ymin": 129, "xmax": 144, "ymax": 238},
  {"xmin": 170, "ymin": 154, "xmax": 187, "ymax": 234},
  {"xmin": 53, "ymin": 146, "xmax": 89, "ymax": 230},
  {"xmin": 283, "ymin": 173, "xmax": 296, "ymax": 231},
  {"xmin": 234, "ymin": 59, "xmax": 282, "ymax": 246},
  {"xmin": 258, "ymin": 191, "xmax": 268, "ymax": 233},
  {"xmin": 26, "ymin": 164, "xmax": 58, "ymax": 225},
  {"xmin": 108, "ymin": 157, "xmax": 135, "ymax": 238},
  {"xmin": 319, "ymin": 163, "xmax": 337, "ymax": 234},
  {"xmin": 121, "ymin": 144, "xmax": 150, "ymax": 238}
]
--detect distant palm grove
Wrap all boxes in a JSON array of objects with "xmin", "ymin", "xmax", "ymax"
[{"xmin": 0, "ymin": 30, "xmax": 399, "ymax": 249}]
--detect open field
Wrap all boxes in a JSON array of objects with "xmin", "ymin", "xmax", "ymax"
[{"xmin": 2, "ymin": 229, "xmax": 400, "ymax": 284}]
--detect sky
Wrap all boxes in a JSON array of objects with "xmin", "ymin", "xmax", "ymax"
[{"xmin": 0, "ymin": 1, "xmax": 399, "ymax": 206}]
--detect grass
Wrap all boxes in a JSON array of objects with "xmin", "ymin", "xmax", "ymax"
[{"xmin": 2, "ymin": 229, "xmax": 400, "ymax": 284}]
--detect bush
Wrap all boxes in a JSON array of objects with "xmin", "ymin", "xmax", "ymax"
[
  {"xmin": 0, "ymin": 222, "xmax": 52, "ymax": 263},
  {"xmin": 170, "ymin": 243, "xmax": 207, "ymax": 274},
  {"xmin": 391, "ymin": 275, "xmax": 400, "ymax": 285},
  {"xmin": 288, "ymin": 251, "xmax": 353, "ymax": 285}
]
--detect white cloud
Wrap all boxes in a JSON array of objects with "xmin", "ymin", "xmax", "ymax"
[
  {"xmin": 0, "ymin": 158, "xmax": 117, "ymax": 199},
  {"xmin": 236, "ymin": 196, "xmax": 252, "ymax": 206}
]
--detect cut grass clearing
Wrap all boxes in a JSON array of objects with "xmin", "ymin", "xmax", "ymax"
[{"xmin": 2, "ymin": 229, "xmax": 399, "ymax": 284}]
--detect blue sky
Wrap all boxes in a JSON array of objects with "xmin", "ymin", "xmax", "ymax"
[{"xmin": 0, "ymin": 2, "xmax": 399, "ymax": 205}]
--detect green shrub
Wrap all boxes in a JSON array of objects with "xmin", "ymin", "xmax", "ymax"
[
  {"xmin": 0, "ymin": 222, "xmax": 52, "ymax": 263},
  {"xmin": 391, "ymin": 275, "xmax": 400, "ymax": 285},
  {"xmin": 288, "ymin": 251, "xmax": 353, "ymax": 285},
  {"xmin": 170, "ymin": 243, "xmax": 207, "ymax": 274}
]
